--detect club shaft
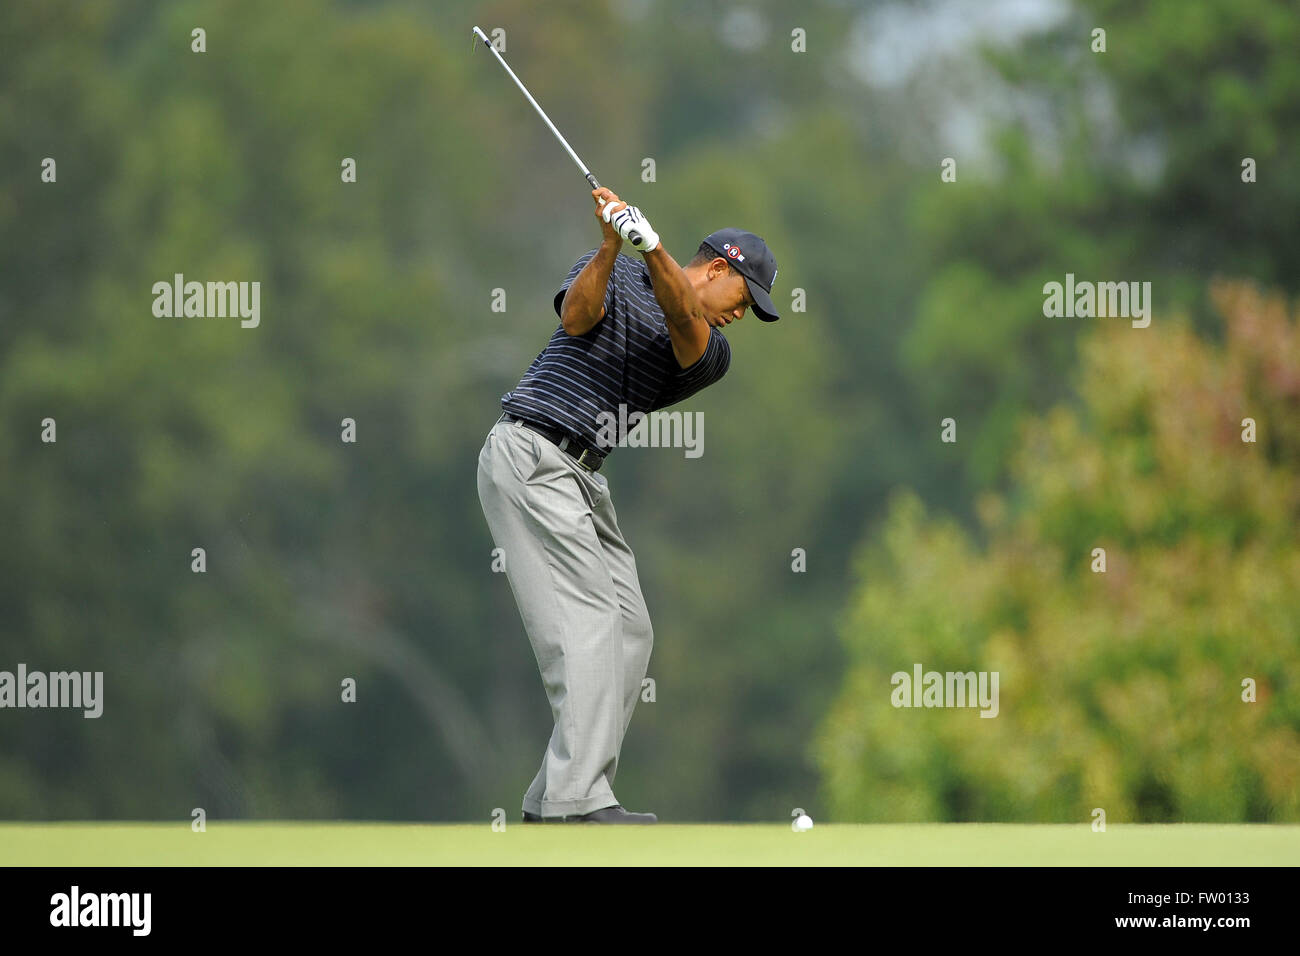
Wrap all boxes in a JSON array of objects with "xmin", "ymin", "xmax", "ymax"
[{"xmin": 472, "ymin": 27, "xmax": 600, "ymax": 190}]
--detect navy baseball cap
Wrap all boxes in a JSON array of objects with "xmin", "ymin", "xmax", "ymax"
[{"xmin": 702, "ymin": 228, "xmax": 780, "ymax": 321}]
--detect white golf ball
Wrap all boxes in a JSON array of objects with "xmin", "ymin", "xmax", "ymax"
[{"xmin": 794, "ymin": 814, "xmax": 814, "ymax": 831}]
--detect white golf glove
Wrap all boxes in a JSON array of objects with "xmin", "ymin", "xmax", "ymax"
[{"xmin": 602, "ymin": 201, "xmax": 660, "ymax": 252}]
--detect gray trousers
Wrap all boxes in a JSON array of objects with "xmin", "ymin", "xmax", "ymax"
[{"xmin": 477, "ymin": 416, "xmax": 654, "ymax": 817}]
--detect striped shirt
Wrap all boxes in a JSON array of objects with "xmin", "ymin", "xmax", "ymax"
[{"xmin": 500, "ymin": 248, "xmax": 731, "ymax": 454}]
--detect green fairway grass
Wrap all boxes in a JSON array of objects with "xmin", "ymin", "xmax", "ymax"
[{"xmin": 2, "ymin": 823, "xmax": 1297, "ymax": 866}]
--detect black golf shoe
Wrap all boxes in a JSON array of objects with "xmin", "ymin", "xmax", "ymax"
[
  {"xmin": 523, "ymin": 804, "xmax": 657, "ymax": 824},
  {"xmin": 574, "ymin": 804, "xmax": 657, "ymax": 824}
]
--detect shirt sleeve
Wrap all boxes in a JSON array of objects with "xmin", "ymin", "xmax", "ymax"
[
  {"xmin": 553, "ymin": 248, "xmax": 616, "ymax": 321},
  {"xmin": 653, "ymin": 326, "xmax": 732, "ymax": 410}
]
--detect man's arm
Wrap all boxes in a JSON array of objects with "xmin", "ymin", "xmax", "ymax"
[
  {"xmin": 559, "ymin": 187, "xmax": 634, "ymax": 335},
  {"xmin": 641, "ymin": 245, "xmax": 711, "ymax": 368},
  {"xmin": 559, "ymin": 238, "xmax": 619, "ymax": 335}
]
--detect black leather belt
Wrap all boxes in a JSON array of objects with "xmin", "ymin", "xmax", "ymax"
[{"xmin": 505, "ymin": 415, "xmax": 606, "ymax": 472}]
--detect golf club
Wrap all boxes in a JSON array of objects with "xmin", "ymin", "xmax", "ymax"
[{"xmin": 471, "ymin": 24, "xmax": 646, "ymax": 247}]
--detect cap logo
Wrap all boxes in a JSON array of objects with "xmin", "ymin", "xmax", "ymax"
[{"xmin": 722, "ymin": 243, "xmax": 746, "ymax": 263}]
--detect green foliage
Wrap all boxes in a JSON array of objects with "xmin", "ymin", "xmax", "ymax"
[
  {"xmin": 2, "ymin": 0, "xmax": 1297, "ymax": 824},
  {"xmin": 818, "ymin": 283, "xmax": 1300, "ymax": 822},
  {"xmin": 907, "ymin": 0, "xmax": 1300, "ymax": 485},
  {"xmin": 0, "ymin": 0, "xmax": 884, "ymax": 820}
]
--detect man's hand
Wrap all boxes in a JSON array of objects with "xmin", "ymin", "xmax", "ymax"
[
  {"xmin": 606, "ymin": 204, "xmax": 659, "ymax": 252},
  {"xmin": 592, "ymin": 188, "xmax": 625, "ymax": 246},
  {"xmin": 593, "ymin": 188, "xmax": 660, "ymax": 252}
]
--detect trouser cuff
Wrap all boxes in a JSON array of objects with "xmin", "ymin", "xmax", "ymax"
[{"xmin": 539, "ymin": 795, "xmax": 619, "ymax": 818}]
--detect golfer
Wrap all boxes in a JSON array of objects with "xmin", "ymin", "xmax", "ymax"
[{"xmin": 477, "ymin": 187, "xmax": 779, "ymax": 823}]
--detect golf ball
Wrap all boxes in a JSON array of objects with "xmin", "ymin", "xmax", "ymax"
[{"xmin": 794, "ymin": 814, "xmax": 814, "ymax": 831}]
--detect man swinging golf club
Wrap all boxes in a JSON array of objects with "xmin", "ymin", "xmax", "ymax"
[{"xmin": 476, "ymin": 190, "xmax": 780, "ymax": 823}]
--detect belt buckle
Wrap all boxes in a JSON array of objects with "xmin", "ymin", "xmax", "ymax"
[{"xmin": 575, "ymin": 448, "xmax": 601, "ymax": 472}]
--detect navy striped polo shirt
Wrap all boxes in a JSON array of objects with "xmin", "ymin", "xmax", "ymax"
[{"xmin": 500, "ymin": 248, "xmax": 731, "ymax": 453}]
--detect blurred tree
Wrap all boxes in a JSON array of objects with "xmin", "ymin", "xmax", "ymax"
[
  {"xmin": 904, "ymin": 0, "xmax": 1300, "ymax": 486},
  {"xmin": 5, "ymin": 0, "xmax": 1294, "ymax": 826},
  {"xmin": 0, "ymin": 0, "xmax": 905, "ymax": 821},
  {"xmin": 818, "ymin": 281, "xmax": 1300, "ymax": 822}
]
